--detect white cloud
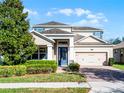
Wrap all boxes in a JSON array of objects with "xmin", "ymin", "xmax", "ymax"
[
  {"xmin": 73, "ymin": 19, "xmax": 99, "ymax": 26},
  {"xmin": 75, "ymin": 8, "xmax": 91, "ymax": 16},
  {"xmin": 46, "ymin": 8, "xmax": 108, "ymax": 27},
  {"xmin": 87, "ymin": 13, "xmax": 108, "ymax": 22},
  {"xmin": 58, "ymin": 9, "xmax": 73, "ymax": 16},
  {"xmin": 24, "ymin": 8, "xmax": 38, "ymax": 16},
  {"xmin": 46, "ymin": 8, "xmax": 91, "ymax": 17},
  {"xmin": 87, "ymin": 14, "xmax": 97, "ymax": 19},
  {"xmin": 46, "ymin": 12, "xmax": 52, "ymax": 16}
]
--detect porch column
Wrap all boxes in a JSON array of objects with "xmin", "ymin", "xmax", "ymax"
[
  {"xmin": 69, "ymin": 37, "xmax": 75, "ymax": 63},
  {"xmin": 47, "ymin": 45, "xmax": 53, "ymax": 60}
]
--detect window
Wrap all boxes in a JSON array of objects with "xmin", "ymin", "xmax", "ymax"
[
  {"xmin": 39, "ymin": 47, "xmax": 47, "ymax": 59},
  {"xmin": 120, "ymin": 49, "xmax": 124, "ymax": 55},
  {"xmin": 58, "ymin": 41, "xmax": 68, "ymax": 45},
  {"xmin": 114, "ymin": 49, "xmax": 118, "ymax": 53},
  {"xmin": 33, "ymin": 28, "xmax": 45, "ymax": 32},
  {"xmin": 93, "ymin": 32, "xmax": 103, "ymax": 39},
  {"xmin": 32, "ymin": 50, "xmax": 38, "ymax": 59},
  {"xmin": 30, "ymin": 47, "xmax": 47, "ymax": 60}
]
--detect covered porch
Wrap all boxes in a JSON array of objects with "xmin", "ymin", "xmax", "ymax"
[{"xmin": 31, "ymin": 31, "xmax": 75, "ymax": 66}]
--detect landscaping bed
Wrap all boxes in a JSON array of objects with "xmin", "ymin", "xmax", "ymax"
[
  {"xmin": 0, "ymin": 88, "xmax": 90, "ymax": 93},
  {"xmin": 0, "ymin": 60, "xmax": 58, "ymax": 77},
  {"xmin": 0, "ymin": 73, "xmax": 86, "ymax": 83}
]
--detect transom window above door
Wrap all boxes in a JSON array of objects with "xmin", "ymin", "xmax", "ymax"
[{"xmin": 58, "ymin": 40, "xmax": 69, "ymax": 45}]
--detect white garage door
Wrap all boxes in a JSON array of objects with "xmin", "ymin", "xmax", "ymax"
[{"xmin": 75, "ymin": 52, "xmax": 107, "ymax": 66}]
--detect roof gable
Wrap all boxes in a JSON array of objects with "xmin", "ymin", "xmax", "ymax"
[
  {"xmin": 75, "ymin": 35, "xmax": 108, "ymax": 45},
  {"xmin": 31, "ymin": 31, "xmax": 55, "ymax": 43},
  {"xmin": 74, "ymin": 34, "xmax": 84, "ymax": 42},
  {"xmin": 38, "ymin": 21, "xmax": 67, "ymax": 25}
]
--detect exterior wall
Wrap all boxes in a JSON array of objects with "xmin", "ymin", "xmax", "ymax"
[
  {"xmin": 44, "ymin": 28, "xmax": 72, "ymax": 32},
  {"xmin": 74, "ymin": 46, "xmax": 113, "ymax": 65},
  {"xmin": 114, "ymin": 49, "xmax": 121, "ymax": 63},
  {"xmin": 78, "ymin": 37, "xmax": 100, "ymax": 43},
  {"xmin": 72, "ymin": 31, "xmax": 93, "ymax": 36},
  {"xmin": 114, "ymin": 48, "xmax": 124, "ymax": 63},
  {"xmin": 32, "ymin": 34, "xmax": 52, "ymax": 46}
]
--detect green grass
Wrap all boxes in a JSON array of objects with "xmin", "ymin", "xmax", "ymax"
[
  {"xmin": 0, "ymin": 73, "xmax": 86, "ymax": 83},
  {"xmin": 113, "ymin": 64, "xmax": 124, "ymax": 70},
  {"xmin": 0, "ymin": 88, "xmax": 90, "ymax": 93}
]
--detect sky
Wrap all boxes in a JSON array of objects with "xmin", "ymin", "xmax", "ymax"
[{"xmin": 22, "ymin": 0, "xmax": 124, "ymax": 40}]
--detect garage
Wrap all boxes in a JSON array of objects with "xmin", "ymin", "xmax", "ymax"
[{"xmin": 75, "ymin": 52, "xmax": 107, "ymax": 66}]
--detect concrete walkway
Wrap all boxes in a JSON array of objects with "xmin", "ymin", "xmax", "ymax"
[
  {"xmin": 89, "ymin": 81, "xmax": 124, "ymax": 93},
  {"xmin": 80, "ymin": 66, "xmax": 124, "ymax": 93},
  {"xmin": 0, "ymin": 82, "xmax": 90, "ymax": 89}
]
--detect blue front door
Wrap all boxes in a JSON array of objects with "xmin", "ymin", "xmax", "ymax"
[{"xmin": 58, "ymin": 47, "xmax": 68, "ymax": 66}]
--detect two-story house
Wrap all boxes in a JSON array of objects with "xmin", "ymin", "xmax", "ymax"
[{"xmin": 31, "ymin": 21, "xmax": 113, "ymax": 66}]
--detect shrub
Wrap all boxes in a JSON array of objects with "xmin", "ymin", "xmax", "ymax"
[
  {"xmin": 0, "ymin": 66, "xmax": 15, "ymax": 77},
  {"xmin": 25, "ymin": 60, "xmax": 57, "ymax": 74},
  {"xmin": 109, "ymin": 58, "xmax": 116, "ymax": 66},
  {"xmin": 26, "ymin": 65, "xmax": 52, "ymax": 74},
  {"xmin": 25, "ymin": 60, "xmax": 56, "ymax": 65},
  {"xmin": 0, "ymin": 65, "xmax": 26, "ymax": 77},
  {"xmin": 15, "ymin": 65, "xmax": 27, "ymax": 76},
  {"xmin": 68, "ymin": 63, "xmax": 80, "ymax": 72}
]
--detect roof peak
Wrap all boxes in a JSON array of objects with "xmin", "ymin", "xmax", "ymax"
[{"xmin": 38, "ymin": 21, "xmax": 68, "ymax": 25}]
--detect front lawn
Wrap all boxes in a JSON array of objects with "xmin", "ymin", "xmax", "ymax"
[
  {"xmin": 113, "ymin": 64, "xmax": 124, "ymax": 70},
  {"xmin": 0, "ymin": 88, "xmax": 90, "ymax": 93},
  {"xmin": 0, "ymin": 73, "xmax": 86, "ymax": 83}
]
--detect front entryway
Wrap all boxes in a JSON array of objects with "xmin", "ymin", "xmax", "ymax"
[{"xmin": 58, "ymin": 47, "xmax": 68, "ymax": 66}]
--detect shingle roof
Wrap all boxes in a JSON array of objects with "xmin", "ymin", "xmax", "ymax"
[
  {"xmin": 75, "ymin": 42, "xmax": 109, "ymax": 45},
  {"xmin": 114, "ymin": 42, "xmax": 124, "ymax": 49},
  {"xmin": 72, "ymin": 27, "xmax": 102, "ymax": 31},
  {"xmin": 74, "ymin": 34, "xmax": 84, "ymax": 42},
  {"xmin": 38, "ymin": 21, "xmax": 67, "ymax": 25},
  {"xmin": 40, "ymin": 28, "xmax": 73, "ymax": 34}
]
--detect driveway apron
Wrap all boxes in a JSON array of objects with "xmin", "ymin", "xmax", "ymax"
[{"xmin": 80, "ymin": 66, "xmax": 124, "ymax": 93}]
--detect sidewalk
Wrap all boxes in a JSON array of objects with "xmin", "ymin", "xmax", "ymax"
[
  {"xmin": 0, "ymin": 82, "xmax": 90, "ymax": 89},
  {"xmin": 89, "ymin": 81, "xmax": 124, "ymax": 93}
]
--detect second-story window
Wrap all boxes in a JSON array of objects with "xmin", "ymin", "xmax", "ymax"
[
  {"xmin": 93, "ymin": 32, "xmax": 103, "ymax": 39},
  {"xmin": 34, "ymin": 28, "xmax": 45, "ymax": 32}
]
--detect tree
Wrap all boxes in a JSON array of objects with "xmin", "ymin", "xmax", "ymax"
[
  {"xmin": 122, "ymin": 37, "xmax": 124, "ymax": 42},
  {"xmin": 107, "ymin": 37, "xmax": 122, "ymax": 44},
  {"xmin": 112, "ymin": 38, "xmax": 121, "ymax": 44},
  {"xmin": 0, "ymin": 0, "xmax": 37, "ymax": 65}
]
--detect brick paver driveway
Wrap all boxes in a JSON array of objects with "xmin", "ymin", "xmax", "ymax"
[
  {"xmin": 80, "ymin": 66, "xmax": 124, "ymax": 93},
  {"xmin": 80, "ymin": 66, "xmax": 124, "ymax": 82}
]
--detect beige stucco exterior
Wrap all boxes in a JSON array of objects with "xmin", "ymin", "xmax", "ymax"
[
  {"xmin": 32, "ymin": 33, "xmax": 52, "ymax": 46},
  {"xmin": 31, "ymin": 21, "xmax": 113, "ymax": 66},
  {"xmin": 74, "ymin": 46, "xmax": 113, "ymax": 65}
]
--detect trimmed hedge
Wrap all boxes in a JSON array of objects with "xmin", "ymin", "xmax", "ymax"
[
  {"xmin": 26, "ymin": 65, "xmax": 52, "ymax": 74},
  {"xmin": 0, "ymin": 65, "xmax": 26, "ymax": 77},
  {"xmin": 25, "ymin": 60, "xmax": 57, "ymax": 74},
  {"xmin": 0, "ymin": 60, "xmax": 57, "ymax": 77},
  {"xmin": 68, "ymin": 63, "xmax": 80, "ymax": 72},
  {"xmin": 14, "ymin": 65, "xmax": 27, "ymax": 76},
  {"xmin": 25, "ymin": 60, "xmax": 56, "ymax": 65}
]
